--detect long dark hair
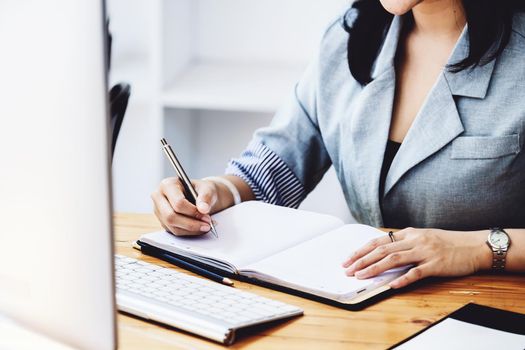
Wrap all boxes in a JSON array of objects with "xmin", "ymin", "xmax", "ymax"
[{"xmin": 344, "ymin": 0, "xmax": 525, "ymax": 85}]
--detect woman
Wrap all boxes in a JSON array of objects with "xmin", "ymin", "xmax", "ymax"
[{"xmin": 151, "ymin": 0, "xmax": 525, "ymax": 289}]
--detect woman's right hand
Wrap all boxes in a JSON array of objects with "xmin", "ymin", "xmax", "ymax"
[{"xmin": 151, "ymin": 177, "xmax": 219, "ymax": 236}]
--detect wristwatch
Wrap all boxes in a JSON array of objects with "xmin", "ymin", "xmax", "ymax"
[{"xmin": 486, "ymin": 228, "xmax": 511, "ymax": 271}]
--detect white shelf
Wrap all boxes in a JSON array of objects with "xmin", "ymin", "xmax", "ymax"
[{"xmin": 162, "ymin": 61, "xmax": 305, "ymax": 112}]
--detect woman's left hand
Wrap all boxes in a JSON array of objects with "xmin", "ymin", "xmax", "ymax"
[{"xmin": 342, "ymin": 228, "xmax": 491, "ymax": 289}]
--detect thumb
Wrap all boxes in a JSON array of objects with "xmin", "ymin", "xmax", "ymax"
[{"xmin": 194, "ymin": 180, "xmax": 217, "ymax": 214}]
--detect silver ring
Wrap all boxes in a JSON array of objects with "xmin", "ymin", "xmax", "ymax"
[{"xmin": 388, "ymin": 231, "xmax": 396, "ymax": 243}]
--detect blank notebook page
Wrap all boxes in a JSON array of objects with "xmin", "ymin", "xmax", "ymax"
[
  {"xmin": 141, "ymin": 201, "xmax": 344, "ymax": 268},
  {"xmin": 244, "ymin": 225, "xmax": 404, "ymax": 299}
]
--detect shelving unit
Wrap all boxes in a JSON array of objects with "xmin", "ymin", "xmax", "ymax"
[
  {"xmin": 162, "ymin": 61, "xmax": 303, "ymax": 112},
  {"xmin": 108, "ymin": 0, "xmax": 354, "ymax": 222}
]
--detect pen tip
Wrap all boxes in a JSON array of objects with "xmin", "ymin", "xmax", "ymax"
[
  {"xmin": 160, "ymin": 138, "xmax": 167, "ymax": 145},
  {"xmin": 210, "ymin": 223, "xmax": 219, "ymax": 238}
]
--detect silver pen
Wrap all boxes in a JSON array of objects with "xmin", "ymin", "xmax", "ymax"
[{"xmin": 160, "ymin": 138, "xmax": 218, "ymax": 238}]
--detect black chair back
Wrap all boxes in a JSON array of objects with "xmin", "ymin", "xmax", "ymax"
[{"xmin": 109, "ymin": 82, "xmax": 131, "ymax": 159}]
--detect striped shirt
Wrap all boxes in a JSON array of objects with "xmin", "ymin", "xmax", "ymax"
[{"xmin": 225, "ymin": 141, "xmax": 306, "ymax": 208}]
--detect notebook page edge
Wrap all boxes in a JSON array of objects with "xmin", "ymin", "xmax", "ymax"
[{"xmin": 139, "ymin": 231, "xmax": 238, "ymax": 274}]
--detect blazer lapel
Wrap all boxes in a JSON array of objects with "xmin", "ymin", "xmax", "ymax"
[
  {"xmin": 383, "ymin": 26, "xmax": 497, "ymax": 196},
  {"xmin": 347, "ymin": 17, "xmax": 402, "ymax": 226},
  {"xmin": 383, "ymin": 74, "xmax": 464, "ymax": 196},
  {"xmin": 443, "ymin": 28, "xmax": 497, "ymax": 100}
]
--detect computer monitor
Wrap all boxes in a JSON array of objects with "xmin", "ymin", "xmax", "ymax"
[{"xmin": 0, "ymin": 1, "xmax": 116, "ymax": 349}]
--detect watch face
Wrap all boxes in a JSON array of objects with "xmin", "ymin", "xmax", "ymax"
[{"xmin": 490, "ymin": 231, "xmax": 509, "ymax": 249}]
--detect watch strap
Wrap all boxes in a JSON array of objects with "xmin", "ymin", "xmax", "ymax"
[
  {"xmin": 491, "ymin": 248, "xmax": 507, "ymax": 270},
  {"xmin": 488, "ymin": 228, "xmax": 509, "ymax": 271}
]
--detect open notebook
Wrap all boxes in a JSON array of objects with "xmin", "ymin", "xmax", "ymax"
[{"xmin": 138, "ymin": 202, "xmax": 408, "ymax": 306}]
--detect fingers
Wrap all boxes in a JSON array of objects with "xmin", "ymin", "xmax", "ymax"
[
  {"xmin": 154, "ymin": 207, "xmax": 170, "ymax": 232},
  {"xmin": 151, "ymin": 190, "xmax": 210, "ymax": 236},
  {"xmin": 388, "ymin": 264, "xmax": 430, "ymax": 289},
  {"xmin": 160, "ymin": 178, "xmax": 201, "ymax": 218},
  {"xmin": 194, "ymin": 180, "xmax": 218, "ymax": 214},
  {"xmin": 344, "ymin": 239, "xmax": 413, "ymax": 276},
  {"xmin": 353, "ymin": 250, "xmax": 416, "ymax": 279},
  {"xmin": 342, "ymin": 231, "xmax": 406, "ymax": 268},
  {"xmin": 152, "ymin": 177, "xmax": 220, "ymax": 236},
  {"xmin": 342, "ymin": 228, "xmax": 451, "ymax": 289}
]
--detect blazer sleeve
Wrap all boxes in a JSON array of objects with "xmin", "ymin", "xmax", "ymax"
[{"xmin": 225, "ymin": 17, "xmax": 344, "ymax": 207}]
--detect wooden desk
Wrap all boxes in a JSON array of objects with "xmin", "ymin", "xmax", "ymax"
[{"xmin": 115, "ymin": 213, "xmax": 525, "ymax": 349}]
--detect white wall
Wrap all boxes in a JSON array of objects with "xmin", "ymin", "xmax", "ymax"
[{"xmin": 195, "ymin": 0, "xmax": 348, "ymax": 64}]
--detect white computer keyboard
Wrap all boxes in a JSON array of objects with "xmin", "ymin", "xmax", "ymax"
[{"xmin": 114, "ymin": 255, "xmax": 303, "ymax": 344}]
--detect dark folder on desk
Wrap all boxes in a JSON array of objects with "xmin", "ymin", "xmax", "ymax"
[
  {"xmin": 389, "ymin": 303, "xmax": 525, "ymax": 349},
  {"xmin": 136, "ymin": 202, "xmax": 408, "ymax": 309}
]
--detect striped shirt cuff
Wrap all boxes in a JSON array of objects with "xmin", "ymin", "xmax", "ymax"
[{"xmin": 225, "ymin": 141, "xmax": 306, "ymax": 208}]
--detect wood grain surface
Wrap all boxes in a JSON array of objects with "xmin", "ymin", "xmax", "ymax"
[{"xmin": 114, "ymin": 213, "xmax": 525, "ymax": 349}]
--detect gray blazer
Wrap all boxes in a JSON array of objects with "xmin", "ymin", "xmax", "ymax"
[{"xmin": 246, "ymin": 14, "xmax": 525, "ymax": 230}]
